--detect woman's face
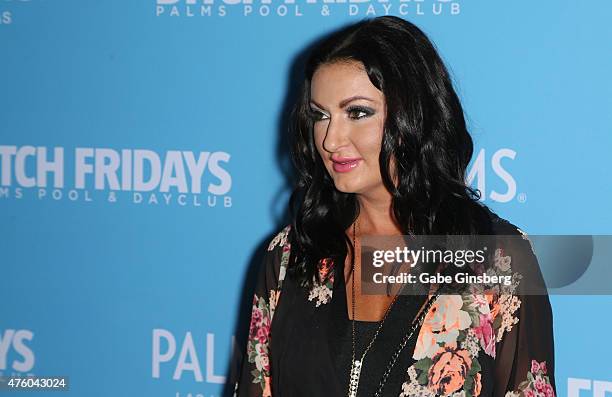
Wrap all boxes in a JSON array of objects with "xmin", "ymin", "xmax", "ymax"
[{"xmin": 310, "ymin": 60, "xmax": 388, "ymax": 195}]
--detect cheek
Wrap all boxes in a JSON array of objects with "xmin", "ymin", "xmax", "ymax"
[{"xmin": 354, "ymin": 120, "xmax": 384, "ymax": 157}]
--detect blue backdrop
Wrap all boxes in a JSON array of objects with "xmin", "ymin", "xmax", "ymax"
[{"xmin": 1, "ymin": 1, "xmax": 611, "ymax": 396}]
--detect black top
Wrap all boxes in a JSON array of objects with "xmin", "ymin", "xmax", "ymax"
[{"xmin": 331, "ymin": 267, "xmax": 430, "ymax": 397}]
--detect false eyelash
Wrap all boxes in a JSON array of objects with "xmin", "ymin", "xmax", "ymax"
[
  {"xmin": 345, "ymin": 105, "xmax": 374, "ymax": 119},
  {"xmin": 308, "ymin": 109, "xmax": 328, "ymax": 121},
  {"xmin": 308, "ymin": 106, "xmax": 374, "ymax": 122}
]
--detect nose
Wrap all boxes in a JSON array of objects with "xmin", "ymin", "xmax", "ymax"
[{"xmin": 322, "ymin": 116, "xmax": 349, "ymax": 153}]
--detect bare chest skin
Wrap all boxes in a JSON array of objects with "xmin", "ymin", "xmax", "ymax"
[
  {"xmin": 343, "ymin": 234, "xmax": 436, "ymax": 322},
  {"xmin": 343, "ymin": 235, "xmax": 407, "ymax": 322}
]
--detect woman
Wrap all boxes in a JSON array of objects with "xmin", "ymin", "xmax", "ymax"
[{"xmin": 234, "ymin": 16, "xmax": 556, "ymax": 397}]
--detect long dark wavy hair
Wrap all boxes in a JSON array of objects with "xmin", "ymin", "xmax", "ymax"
[{"xmin": 287, "ymin": 16, "xmax": 496, "ymax": 288}]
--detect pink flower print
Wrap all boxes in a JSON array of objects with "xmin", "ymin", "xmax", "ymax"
[
  {"xmin": 471, "ymin": 294, "xmax": 490, "ymax": 314},
  {"xmin": 256, "ymin": 326, "xmax": 268, "ymax": 345},
  {"xmin": 507, "ymin": 359, "xmax": 555, "ymax": 397},
  {"xmin": 531, "ymin": 360, "xmax": 541, "ymax": 374},
  {"xmin": 251, "ymin": 307, "xmax": 262, "ymax": 326},
  {"xmin": 534, "ymin": 376, "xmax": 546, "ymax": 392},
  {"xmin": 473, "ymin": 312, "xmax": 496, "ymax": 358},
  {"xmin": 544, "ymin": 383, "xmax": 555, "ymax": 397}
]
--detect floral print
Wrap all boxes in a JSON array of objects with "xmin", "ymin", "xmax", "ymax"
[
  {"xmin": 236, "ymin": 221, "xmax": 556, "ymax": 397},
  {"xmin": 414, "ymin": 295, "xmax": 472, "ymax": 360},
  {"xmin": 472, "ymin": 311, "xmax": 495, "ymax": 358},
  {"xmin": 242, "ymin": 226, "xmax": 292, "ymax": 396},
  {"xmin": 504, "ymin": 360, "xmax": 555, "ymax": 397},
  {"xmin": 428, "ymin": 346, "xmax": 473, "ymax": 395},
  {"xmin": 401, "ymin": 247, "xmax": 524, "ymax": 397},
  {"xmin": 246, "ymin": 294, "xmax": 272, "ymax": 394},
  {"xmin": 307, "ymin": 257, "xmax": 335, "ymax": 306},
  {"xmin": 267, "ymin": 226, "xmax": 290, "ymax": 252}
]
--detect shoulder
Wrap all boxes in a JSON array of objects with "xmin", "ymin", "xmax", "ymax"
[
  {"xmin": 486, "ymin": 213, "xmax": 549, "ymax": 298},
  {"xmin": 487, "ymin": 213, "xmax": 537, "ymax": 260},
  {"xmin": 267, "ymin": 224, "xmax": 291, "ymax": 252},
  {"xmin": 485, "ymin": 210, "xmax": 531, "ymax": 241},
  {"xmin": 481, "ymin": 207, "xmax": 522, "ymax": 235},
  {"xmin": 486, "ymin": 211, "xmax": 536, "ymax": 252},
  {"xmin": 261, "ymin": 224, "xmax": 292, "ymax": 289}
]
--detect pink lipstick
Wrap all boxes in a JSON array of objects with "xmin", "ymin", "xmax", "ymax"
[{"xmin": 331, "ymin": 156, "xmax": 362, "ymax": 173}]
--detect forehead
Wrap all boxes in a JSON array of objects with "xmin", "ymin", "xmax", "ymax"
[{"xmin": 310, "ymin": 61, "xmax": 384, "ymax": 105}]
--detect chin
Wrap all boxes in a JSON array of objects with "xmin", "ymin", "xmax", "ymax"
[
  {"xmin": 334, "ymin": 185, "xmax": 357, "ymax": 194},
  {"xmin": 331, "ymin": 179, "xmax": 363, "ymax": 194},
  {"xmin": 327, "ymin": 169, "xmax": 370, "ymax": 194},
  {"xmin": 328, "ymin": 178, "xmax": 350, "ymax": 193},
  {"xmin": 332, "ymin": 177, "xmax": 382, "ymax": 196}
]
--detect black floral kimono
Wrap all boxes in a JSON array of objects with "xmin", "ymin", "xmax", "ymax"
[{"xmin": 233, "ymin": 216, "xmax": 556, "ymax": 397}]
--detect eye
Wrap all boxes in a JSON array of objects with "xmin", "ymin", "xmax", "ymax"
[
  {"xmin": 346, "ymin": 106, "xmax": 374, "ymax": 120},
  {"xmin": 309, "ymin": 109, "xmax": 329, "ymax": 122}
]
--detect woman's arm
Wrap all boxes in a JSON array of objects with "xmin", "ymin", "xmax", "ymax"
[
  {"xmin": 492, "ymin": 228, "xmax": 556, "ymax": 397},
  {"xmin": 233, "ymin": 225, "xmax": 290, "ymax": 397}
]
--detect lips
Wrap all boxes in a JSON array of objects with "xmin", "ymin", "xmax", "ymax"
[{"xmin": 331, "ymin": 157, "xmax": 362, "ymax": 173}]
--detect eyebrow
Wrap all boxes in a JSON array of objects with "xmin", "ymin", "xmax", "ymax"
[{"xmin": 310, "ymin": 95, "xmax": 376, "ymax": 110}]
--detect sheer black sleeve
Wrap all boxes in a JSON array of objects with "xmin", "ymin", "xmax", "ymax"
[
  {"xmin": 491, "ymin": 224, "xmax": 557, "ymax": 397},
  {"xmin": 233, "ymin": 225, "xmax": 290, "ymax": 397}
]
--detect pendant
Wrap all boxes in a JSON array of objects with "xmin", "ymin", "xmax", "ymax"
[{"xmin": 348, "ymin": 359, "xmax": 362, "ymax": 397}]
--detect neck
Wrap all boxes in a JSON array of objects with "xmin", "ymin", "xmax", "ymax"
[{"xmin": 355, "ymin": 192, "xmax": 402, "ymax": 235}]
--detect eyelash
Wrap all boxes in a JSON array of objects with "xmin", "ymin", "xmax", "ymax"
[{"xmin": 309, "ymin": 106, "xmax": 374, "ymax": 122}]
